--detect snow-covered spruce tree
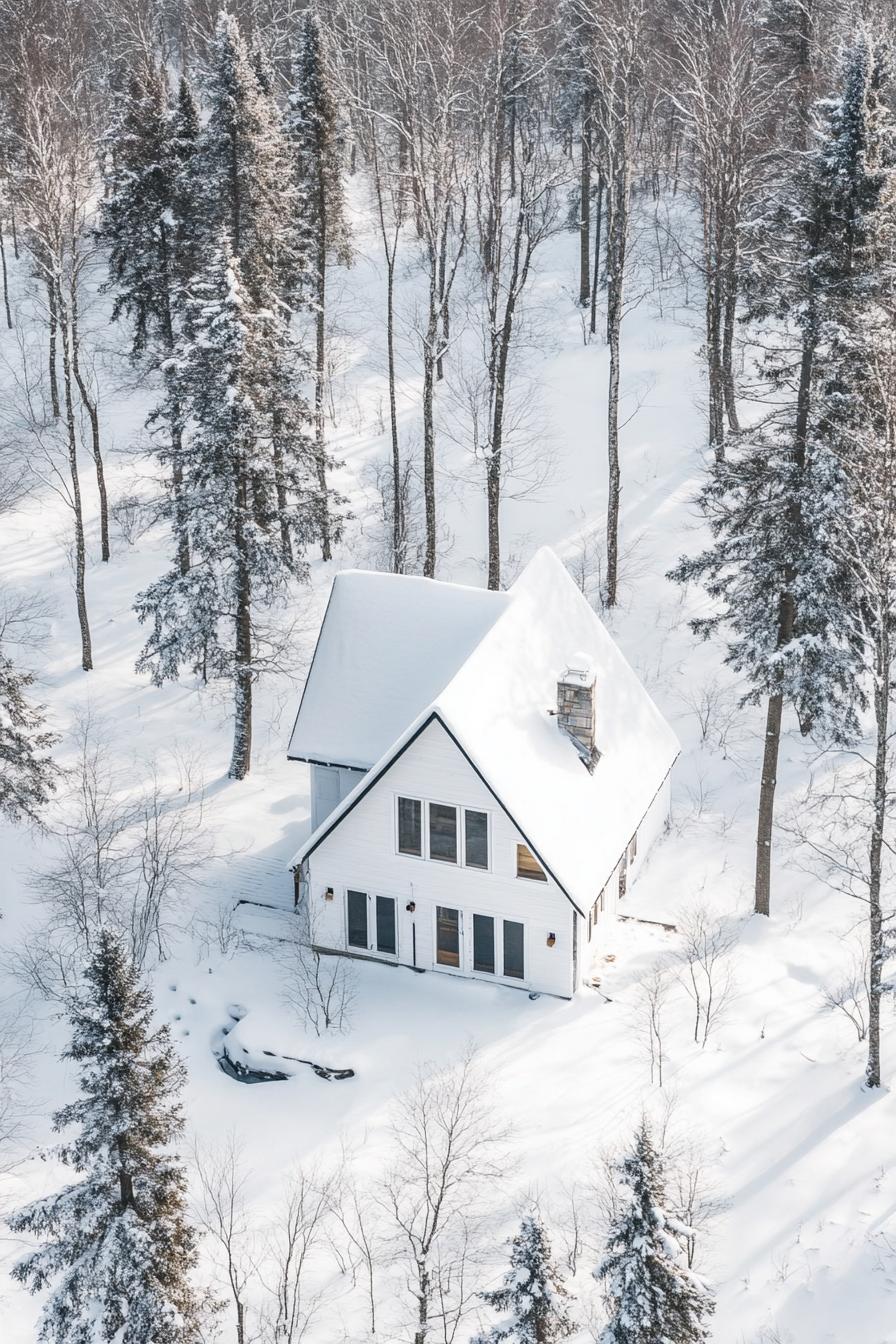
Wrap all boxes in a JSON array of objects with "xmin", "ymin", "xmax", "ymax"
[
  {"xmin": 807, "ymin": 33, "xmax": 896, "ymax": 1088},
  {"xmin": 473, "ymin": 1210, "xmax": 575, "ymax": 1344},
  {"xmin": 670, "ymin": 31, "xmax": 896, "ymax": 917},
  {"xmin": 194, "ymin": 11, "xmax": 301, "ymax": 309},
  {"xmin": 286, "ymin": 9, "xmax": 349, "ymax": 562},
  {"xmin": 596, "ymin": 1118, "xmax": 714, "ymax": 1344},
  {"xmin": 134, "ymin": 241, "xmax": 316, "ymax": 780},
  {"xmin": 99, "ymin": 63, "xmax": 195, "ymax": 576},
  {"xmin": 7, "ymin": 929, "xmax": 203, "ymax": 1344},
  {"xmin": 0, "ymin": 653, "xmax": 57, "ymax": 822}
]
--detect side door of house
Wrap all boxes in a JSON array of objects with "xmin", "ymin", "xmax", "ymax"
[{"xmin": 345, "ymin": 889, "xmax": 399, "ymax": 960}]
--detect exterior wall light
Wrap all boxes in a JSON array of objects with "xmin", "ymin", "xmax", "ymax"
[
  {"xmin": 546, "ymin": 932, "xmax": 556, "ymax": 947},
  {"xmin": 406, "ymin": 900, "xmax": 416, "ymax": 912},
  {"xmin": 324, "ymin": 887, "xmax": 334, "ymax": 901}
]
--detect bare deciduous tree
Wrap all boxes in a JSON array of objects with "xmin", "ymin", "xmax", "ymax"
[
  {"xmin": 193, "ymin": 1133, "xmax": 258, "ymax": 1344},
  {"xmin": 261, "ymin": 1167, "xmax": 335, "ymax": 1344},
  {"xmin": 676, "ymin": 905, "xmax": 737, "ymax": 1047},
  {"xmin": 380, "ymin": 1048, "xmax": 507, "ymax": 1344}
]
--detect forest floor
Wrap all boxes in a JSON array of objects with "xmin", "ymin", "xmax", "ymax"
[{"xmin": 2, "ymin": 186, "xmax": 896, "ymax": 1343}]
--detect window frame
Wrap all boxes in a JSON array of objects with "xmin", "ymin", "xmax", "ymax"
[
  {"xmin": 394, "ymin": 794, "xmax": 491, "ymax": 871},
  {"xmin": 516, "ymin": 843, "xmax": 548, "ymax": 883},
  {"xmin": 463, "ymin": 807, "xmax": 490, "ymax": 871},
  {"xmin": 428, "ymin": 800, "xmax": 460, "ymax": 864},
  {"xmin": 396, "ymin": 795, "xmax": 423, "ymax": 857}
]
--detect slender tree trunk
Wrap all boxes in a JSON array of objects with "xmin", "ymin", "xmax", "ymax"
[
  {"xmin": 422, "ymin": 277, "xmax": 438, "ymax": 579},
  {"xmin": 70, "ymin": 287, "xmax": 110, "ymax": 562},
  {"xmin": 386, "ymin": 248, "xmax": 402, "ymax": 572},
  {"xmin": 579, "ymin": 93, "xmax": 592, "ymax": 308},
  {"xmin": 57, "ymin": 281, "xmax": 92, "ymax": 671},
  {"xmin": 436, "ymin": 220, "xmax": 448, "ymax": 381},
  {"xmin": 866, "ymin": 633, "xmax": 889, "ymax": 1088},
  {"xmin": 414, "ymin": 1258, "xmax": 430, "ymax": 1344},
  {"xmin": 314, "ymin": 269, "xmax": 332, "ymax": 561},
  {"xmin": 47, "ymin": 278, "xmax": 60, "ymax": 419},
  {"xmin": 754, "ymin": 321, "xmax": 815, "ymax": 915},
  {"xmin": 590, "ymin": 173, "xmax": 604, "ymax": 336},
  {"xmin": 722, "ymin": 269, "xmax": 740, "ymax": 432},
  {"xmin": 10, "ymin": 199, "xmax": 18, "ymax": 258},
  {"xmin": 0, "ymin": 214, "xmax": 11, "ymax": 328},
  {"xmin": 754, "ymin": 688, "xmax": 783, "ymax": 917},
  {"xmin": 606, "ymin": 314, "xmax": 622, "ymax": 607},
  {"xmin": 706, "ymin": 267, "xmax": 726, "ymax": 463},
  {"xmin": 229, "ymin": 479, "xmax": 253, "ymax": 780},
  {"xmin": 604, "ymin": 143, "xmax": 629, "ymax": 609}
]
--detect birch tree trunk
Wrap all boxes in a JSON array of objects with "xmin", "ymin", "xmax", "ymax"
[
  {"xmin": 866, "ymin": 627, "xmax": 889, "ymax": 1088},
  {"xmin": 579, "ymin": 92, "xmax": 592, "ymax": 308},
  {"xmin": 70, "ymin": 284, "xmax": 109, "ymax": 562},
  {"xmin": 57, "ymin": 279, "xmax": 92, "ymax": 671}
]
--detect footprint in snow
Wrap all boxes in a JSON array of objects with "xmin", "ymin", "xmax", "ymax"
[{"xmin": 227, "ymin": 1003, "xmax": 248, "ymax": 1021}]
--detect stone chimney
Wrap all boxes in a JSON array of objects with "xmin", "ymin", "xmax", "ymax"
[{"xmin": 555, "ymin": 655, "xmax": 599, "ymax": 771}]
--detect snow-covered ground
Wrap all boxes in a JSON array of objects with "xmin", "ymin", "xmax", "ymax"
[{"xmin": 2, "ymin": 188, "xmax": 896, "ymax": 1343}]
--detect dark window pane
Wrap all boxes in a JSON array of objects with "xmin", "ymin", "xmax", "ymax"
[
  {"xmin": 429, "ymin": 803, "xmax": 458, "ymax": 863},
  {"xmin": 465, "ymin": 810, "xmax": 489, "ymax": 869},
  {"xmin": 376, "ymin": 896, "xmax": 396, "ymax": 955},
  {"xmin": 503, "ymin": 920, "xmax": 525, "ymax": 979},
  {"xmin": 398, "ymin": 797, "xmax": 422, "ymax": 855},
  {"xmin": 347, "ymin": 890, "xmax": 368, "ymax": 949},
  {"xmin": 516, "ymin": 844, "xmax": 547, "ymax": 881},
  {"xmin": 436, "ymin": 906, "xmax": 461, "ymax": 966},
  {"xmin": 473, "ymin": 914, "xmax": 495, "ymax": 973}
]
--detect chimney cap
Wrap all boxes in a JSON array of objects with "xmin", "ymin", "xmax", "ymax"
[{"xmin": 561, "ymin": 652, "xmax": 595, "ymax": 684}]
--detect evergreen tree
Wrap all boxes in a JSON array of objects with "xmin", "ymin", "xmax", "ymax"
[
  {"xmin": 134, "ymin": 241, "xmax": 317, "ymax": 780},
  {"xmin": 99, "ymin": 64, "xmax": 198, "ymax": 577},
  {"xmin": 0, "ymin": 653, "xmax": 57, "ymax": 822},
  {"xmin": 473, "ymin": 1210, "xmax": 575, "ymax": 1344},
  {"xmin": 670, "ymin": 32, "xmax": 896, "ymax": 915},
  {"xmin": 596, "ymin": 1119, "xmax": 714, "ymax": 1344},
  {"xmin": 194, "ymin": 11, "xmax": 300, "ymax": 307},
  {"xmin": 286, "ymin": 10, "xmax": 349, "ymax": 560},
  {"xmin": 7, "ymin": 930, "xmax": 202, "ymax": 1344}
]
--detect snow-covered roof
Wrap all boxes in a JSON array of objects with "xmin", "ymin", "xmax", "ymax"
[
  {"xmin": 290, "ymin": 549, "xmax": 679, "ymax": 909},
  {"xmin": 287, "ymin": 570, "xmax": 510, "ymax": 770}
]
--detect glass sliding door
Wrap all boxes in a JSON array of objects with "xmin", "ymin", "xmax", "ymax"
[
  {"xmin": 472, "ymin": 914, "xmax": 495, "ymax": 974},
  {"xmin": 436, "ymin": 906, "xmax": 461, "ymax": 967},
  {"xmin": 346, "ymin": 890, "xmax": 368, "ymax": 950},
  {"xmin": 502, "ymin": 919, "xmax": 525, "ymax": 980},
  {"xmin": 375, "ymin": 895, "xmax": 397, "ymax": 956}
]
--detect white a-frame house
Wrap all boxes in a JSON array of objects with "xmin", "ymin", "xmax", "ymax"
[{"xmin": 288, "ymin": 549, "xmax": 678, "ymax": 998}]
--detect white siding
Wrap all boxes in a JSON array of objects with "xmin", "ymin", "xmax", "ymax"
[
  {"xmin": 311, "ymin": 764, "xmax": 366, "ymax": 832},
  {"xmin": 306, "ymin": 720, "xmax": 577, "ymax": 998},
  {"xmin": 582, "ymin": 770, "xmax": 672, "ymax": 967}
]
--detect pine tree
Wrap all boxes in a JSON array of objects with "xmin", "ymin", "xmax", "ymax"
[
  {"xmin": 134, "ymin": 241, "xmax": 317, "ymax": 780},
  {"xmin": 7, "ymin": 930, "xmax": 203, "ymax": 1343},
  {"xmin": 0, "ymin": 653, "xmax": 57, "ymax": 822},
  {"xmin": 286, "ymin": 10, "xmax": 349, "ymax": 561},
  {"xmin": 596, "ymin": 1119, "xmax": 714, "ymax": 1344},
  {"xmin": 670, "ymin": 32, "xmax": 896, "ymax": 915},
  {"xmin": 473, "ymin": 1210, "xmax": 575, "ymax": 1344}
]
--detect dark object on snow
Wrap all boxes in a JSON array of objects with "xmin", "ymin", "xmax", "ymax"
[
  {"xmin": 218, "ymin": 1052, "xmax": 290, "ymax": 1084},
  {"xmin": 217, "ymin": 1039, "xmax": 354, "ymax": 1084}
]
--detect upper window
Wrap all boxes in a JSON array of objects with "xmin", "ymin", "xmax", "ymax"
[
  {"xmin": 429, "ymin": 803, "xmax": 458, "ymax": 863},
  {"xmin": 516, "ymin": 844, "xmax": 547, "ymax": 882},
  {"xmin": 464, "ymin": 809, "xmax": 489, "ymax": 869},
  {"xmin": 397, "ymin": 797, "xmax": 422, "ymax": 856}
]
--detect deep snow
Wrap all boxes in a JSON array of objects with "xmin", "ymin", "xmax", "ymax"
[{"xmin": 1, "ymin": 185, "xmax": 895, "ymax": 1343}]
